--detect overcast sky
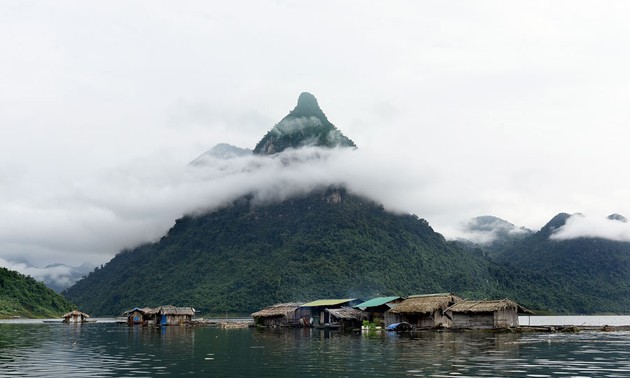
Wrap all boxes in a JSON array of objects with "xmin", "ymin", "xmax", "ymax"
[{"xmin": 2, "ymin": 1, "xmax": 630, "ymax": 273}]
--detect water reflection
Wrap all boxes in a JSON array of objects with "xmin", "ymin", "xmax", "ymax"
[{"xmin": 0, "ymin": 322, "xmax": 629, "ymax": 377}]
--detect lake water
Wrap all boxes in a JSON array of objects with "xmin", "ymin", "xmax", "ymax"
[{"xmin": 1, "ymin": 317, "xmax": 629, "ymax": 377}]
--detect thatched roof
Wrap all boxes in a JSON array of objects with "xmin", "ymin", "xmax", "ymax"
[
  {"xmin": 389, "ymin": 293, "xmax": 462, "ymax": 314},
  {"xmin": 147, "ymin": 306, "xmax": 195, "ymax": 316},
  {"xmin": 251, "ymin": 303, "xmax": 303, "ymax": 318},
  {"xmin": 448, "ymin": 299, "xmax": 534, "ymax": 314},
  {"xmin": 163, "ymin": 306, "xmax": 195, "ymax": 316},
  {"xmin": 62, "ymin": 310, "xmax": 90, "ymax": 318},
  {"xmin": 326, "ymin": 307, "xmax": 367, "ymax": 321}
]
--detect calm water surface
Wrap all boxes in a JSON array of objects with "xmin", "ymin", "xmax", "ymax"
[{"xmin": 1, "ymin": 317, "xmax": 629, "ymax": 377}]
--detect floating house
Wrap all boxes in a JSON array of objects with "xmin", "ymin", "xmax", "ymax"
[
  {"xmin": 325, "ymin": 307, "xmax": 367, "ymax": 329},
  {"xmin": 146, "ymin": 306, "xmax": 195, "ymax": 326},
  {"xmin": 300, "ymin": 299, "xmax": 359, "ymax": 328},
  {"xmin": 62, "ymin": 310, "xmax": 91, "ymax": 323},
  {"xmin": 354, "ymin": 296, "xmax": 403, "ymax": 326},
  {"xmin": 123, "ymin": 307, "xmax": 152, "ymax": 325},
  {"xmin": 251, "ymin": 303, "xmax": 304, "ymax": 327},
  {"xmin": 447, "ymin": 299, "xmax": 534, "ymax": 329},
  {"xmin": 122, "ymin": 305, "xmax": 195, "ymax": 326},
  {"xmin": 388, "ymin": 293, "xmax": 462, "ymax": 328}
]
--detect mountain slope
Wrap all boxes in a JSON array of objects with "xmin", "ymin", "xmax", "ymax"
[
  {"xmin": 491, "ymin": 213, "xmax": 630, "ymax": 313},
  {"xmin": 63, "ymin": 188, "xmax": 497, "ymax": 315},
  {"xmin": 456, "ymin": 216, "xmax": 533, "ymax": 258},
  {"xmin": 0, "ymin": 267, "xmax": 75, "ymax": 318},
  {"xmin": 62, "ymin": 93, "xmax": 630, "ymax": 315}
]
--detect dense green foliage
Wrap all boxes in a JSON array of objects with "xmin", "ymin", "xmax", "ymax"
[
  {"xmin": 253, "ymin": 92, "xmax": 355, "ymax": 155},
  {"xmin": 63, "ymin": 188, "xmax": 502, "ymax": 316},
  {"xmin": 488, "ymin": 213, "xmax": 630, "ymax": 314},
  {"xmin": 62, "ymin": 193, "xmax": 630, "ymax": 316},
  {"xmin": 0, "ymin": 267, "xmax": 75, "ymax": 318}
]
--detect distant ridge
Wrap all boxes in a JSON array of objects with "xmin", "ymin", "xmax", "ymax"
[{"xmin": 188, "ymin": 143, "xmax": 252, "ymax": 166}]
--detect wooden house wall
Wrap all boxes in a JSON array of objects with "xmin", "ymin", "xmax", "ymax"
[
  {"xmin": 399, "ymin": 310, "xmax": 452, "ymax": 328},
  {"xmin": 294, "ymin": 307, "xmax": 314, "ymax": 327},
  {"xmin": 255, "ymin": 315, "xmax": 288, "ymax": 327},
  {"xmin": 384, "ymin": 311, "xmax": 401, "ymax": 326},
  {"xmin": 365, "ymin": 305, "xmax": 393, "ymax": 324},
  {"xmin": 164, "ymin": 314, "xmax": 191, "ymax": 325},
  {"xmin": 452, "ymin": 312, "xmax": 494, "ymax": 329},
  {"xmin": 128, "ymin": 310, "xmax": 145, "ymax": 324},
  {"xmin": 494, "ymin": 309, "xmax": 518, "ymax": 328},
  {"xmin": 452, "ymin": 309, "xmax": 519, "ymax": 329}
]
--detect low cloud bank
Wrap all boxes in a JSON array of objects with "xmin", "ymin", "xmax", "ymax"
[
  {"xmin": 551, "ymin": 214, "xmax": 630, "ymax": 242},
  {"xmin": 0, "ymin": 146, "xmax": 435, "ymax": 269},
  {"xmin": 2, "ymin": 144, "xmax": 630, "ymax": 278}
]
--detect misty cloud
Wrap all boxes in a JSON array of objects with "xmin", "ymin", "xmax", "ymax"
[
  {"xmin": 0, "ymin": 258, "xmax": 94, "ymax": 292},
  {"xmin": 273, "ymin": 117, "xmax": 323, "ymax": 136},
  {"xmin": 550, "ymin": 214, "xmax": 630, "ymax": 242},
  {"xmin": 0, "ymin": 146, "xmax": 403, "ymax": 267},
  {"xmin": 453, "ymin": 216, "xmax": 532, "ymax": 245}
]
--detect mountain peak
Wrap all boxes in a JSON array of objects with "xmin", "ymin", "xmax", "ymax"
[
  {"xmin": 607, "ymin": 213, "xmax": 628, "ymax": 223},
  {"xmin": 188, "ymin": 143, "xmax": 252, "ymax": 166},
  {"xmin": 539, "ymin": 213, "xmax": 573, "ymax": 236},
  {"xmin": 253, "ymin": 92, "xmax": 356, "ymax": 155},
  {"xmin": 292, "ymin": 92, "xmax": 325, "ymax": 118}
]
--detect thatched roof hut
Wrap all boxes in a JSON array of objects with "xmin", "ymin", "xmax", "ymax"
[
  {"xmin": 325, "ymin": 307, "xmax": 367, "ymax": 321},
  {"xmin": 251, "ymin": 303, "xmax": 304, "ymax": 327},
  {"xmin": 251, "ymin": 303, "xmax": 303, "ymax": 318},
  {"xmin": 447, "ymin": 299, "xmax": 533, "ymax": 329},
  {"xmin": 158, "ymin": 306, "xmax": 195, "ymax": 317},
  {"xmin": 62, "ymin": 310, "xmax": 90, "ymax": 323},
  {"xmin": 388, "ymin": 293, "xmax": 461, "ymax": 328},
  {"xmin": 145, "ymin": 305, "xmax": 195, "ymax": 325},
  {"xmin": 323, "ymin": 307, "xmax": 367, "ymax": 329},
  {"xmin": 389, "ymin": 293, "xmax": 461, "ymax": 314}
]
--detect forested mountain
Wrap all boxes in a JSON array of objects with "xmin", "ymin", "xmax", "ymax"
[
  {"xmin": 0, "ymin": 267, "xmax": 75, "ymax": 318},
  {"xmin": 62, "ymin": 93, "xmax": 630, "ymax": 316},
  {"xmin": 488, "ymin": 213, "xmax": 630, "ymax": 313},
  {"xmin": 63, "ymin": 188, "xmax": 503, "ymax": 315},
  {"xmin": 456, "ymin": 216, "xmax": 533, "ymax": 258}
]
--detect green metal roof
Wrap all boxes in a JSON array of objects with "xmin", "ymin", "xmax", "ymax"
[
  {"xmin": 301, "ymin": 299, "xmax": 356, "ymax": 307},
  {"xmin": 354, "ymin": 296, "xmax": 401, "ymax": 309}
]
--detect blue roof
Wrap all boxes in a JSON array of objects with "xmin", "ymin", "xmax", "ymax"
[{"xmin": 354, "ymin": 296, "xmax": 401, "ymax": 309}]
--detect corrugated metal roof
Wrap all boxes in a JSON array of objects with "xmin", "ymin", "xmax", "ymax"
[
  {"xmin": 354, "ymin": 296, "xmax": 401, "ymax": 309},
  {"xmin": 301, "ymin": 298, "xmax": 356, "ymax": 307}
]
